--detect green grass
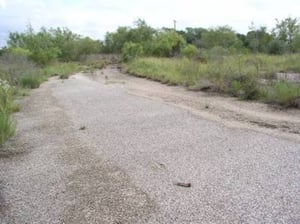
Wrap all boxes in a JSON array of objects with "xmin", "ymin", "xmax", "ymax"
[
  {"xmin": 41, "ymin": 62, "xmax": 81, "ymax": 79},
  {"xmin": 262, "ymin": 82, "xmax": 300, "ymax": 107},
  {"xmin": 0, "ymin": 112, "xmax": 16, "ymax": 145},
  {"xmin": 126, "ymin": 57, "xmax": 205, "ymax": 86},
  {"xmin": 0, "ymin": 81, "xmax": 16, "ymax": 145},
  {"xmin": 20, "ymin": 75, "xmax": 41, "ymax": 89},
  {"xmin": 126, "ymin": 54, "xmax": 300, "ymax": 107}
]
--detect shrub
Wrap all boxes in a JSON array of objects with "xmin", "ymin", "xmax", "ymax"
[
  {"xmin": 0, "ymin": 79, "xmax": 14, "ymax": 113},
  {"xmin": 122, "ymin": 42, "xmax": 144, "ymax": 62},
  {"xmin": 206, "ymin": 46, "xmax": 228, "ymax": 62},
  {"xmin": 151, "ymin": 31, "xmax": 186, "ymax": 57},
  {"xmin": 181, "ymin": 44, "xmax": 198, "ymax": 59},
  {"xmin": 267, "ymin": 39, "xmax": 286, "ymax": 55},
  {"xmin": 263, "ymin": 82, "xmax": 300, "ymax": 107},
  {"xmin": 20, "ymin": 75, "xmax": 40, "ymax": 89},
  {"xmin": 0, "ymin": 112, "xmax": 16, "ymax": 145},
  {"xmin": 0, "ymin": 80, "xmax": 16, "ymax": 145},
  {"xmin": 292, "ymin": 34, "xmax": 300, "ymax": 53},
  {"xmin": 230, "ymin": 74, "xmax": 260, "ymax": 100}
]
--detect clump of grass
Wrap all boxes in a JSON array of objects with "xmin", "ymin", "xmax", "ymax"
[
  {"xmin": 41, "ymin": 62, "xmax": 81, "ymax": 79},
  {"xmin": 88, "ymin": 60, "xmax": 106, "ymax": 70},
  {"xmin": 126, "ymin": 57, "xmax": 192, "ymax": 85},
  {"xmin": 229, "ymin": 73, "xmax": 261, "ymax": 100},
  {"xmin": 10, "ymin": 102, "xmax": 20, "ymax": 113},
  {"xmin": 262, "ymin": 82, "xmax": 300, "ymax": 107},
  {"xmin": 20, "ymin": 75, "xmax": 41, "ymax": 89},
  {"xmin": 59, "ymin": 74, "xmax": 69, "ymax": 79},
  {"xmin": 0, "ymin": 80, "xmax": 16, "ymax": 145},
  {"xmin": 0, "ymin": 79, "xmax": 15, "ymax": 113},
  {"xmin": 0, "ymin": 112, "xmax": 16, "ymax": 145}
]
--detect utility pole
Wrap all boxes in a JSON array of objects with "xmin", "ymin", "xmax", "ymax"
[{"xmin": 173, "ymin": 20, "xmax": 177, "ymax": 31}]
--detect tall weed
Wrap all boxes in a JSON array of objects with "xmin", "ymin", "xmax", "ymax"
[
  {"xmin": 0, "ymin": 80, "xmax": 16, "ymax": 145},
  {"xmin": 126, "ymin": 54, "xmax": 300, "ymax": 107}
]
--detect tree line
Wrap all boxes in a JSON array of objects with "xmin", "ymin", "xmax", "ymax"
[
  {"xmin": 1, "ymin": 17, "xmax": 300, "ymax": 65},
  {"xmin": 2, "ymin": 26, "xmax": 103, "ymax": 65},
  {"xmin": 104, "ymin": 17, "xmax": 300, "ymax": 58}
]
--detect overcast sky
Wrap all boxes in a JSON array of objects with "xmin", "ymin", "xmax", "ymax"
[{"xmin": 0, "ymin": 0, "xmax": 299, "ymax": 46}]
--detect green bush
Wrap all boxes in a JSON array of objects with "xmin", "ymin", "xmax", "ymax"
[
  {"xmin": 0, "ymin": 79, "xmax": 14, "ymax": 113},
  {"xmin": 121, "ymin": 42, "xmax": 144, "ymax": 62},
  {"xmin": 292, "ymin": 34, "xmax": 300, "ymax": 53},
  {"xmin": 151, "ymin": 31, "xmax": 186, "ymax": 57},
  {"xmin": 0, "ymin": 80, "xmax": 16, "ymax": 145},
  {"xmin": 9, "ymin": 47, "xmax": 32, "ymax": 57},
  {"xmin": 181, "ymin": 44, "xmax": 198, "ymax": 59},
  {"xmin": 0, "ymin": 112, "xmax": 16, "ymax": 145},
  {"xmin": 263, "ymin": 82, "xmax": 300, "ymax": 107},
  {"xmin": 20, "ymin": 75, "xmax": 41, "ymax": 89},
  {"xmin": 267, "ymin": 39, "xmax": 286, "ymax": 55},
  {"xmin": 230, "ymin": 74, "xmax": 260, "ymax": 100}
]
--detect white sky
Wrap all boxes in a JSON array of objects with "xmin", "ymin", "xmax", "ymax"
[{"xmin": 0, "ymin": 0, "xmax": 299, "ymax": 46}]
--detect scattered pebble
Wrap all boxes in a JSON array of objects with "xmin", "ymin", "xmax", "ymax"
[{"xmin": 79, "ymin": 126, "xmax": 86, "ymax": 130}]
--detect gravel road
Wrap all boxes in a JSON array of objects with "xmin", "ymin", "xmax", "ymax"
[{"xmin": 0, "ymin": 68, "xmax": 299, "ymax": 223}]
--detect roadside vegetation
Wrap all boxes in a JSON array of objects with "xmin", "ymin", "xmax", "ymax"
[
  {"xmin": 0, "ymin": 79, "xmax": 16, "ymax": 145},
  {"xmin": 126, "ymin": 54, "xmax": 300, "ymax": 106},
  {"xmin": 101, "ymin": 18, "xmax": 299, "ymax": 107}
]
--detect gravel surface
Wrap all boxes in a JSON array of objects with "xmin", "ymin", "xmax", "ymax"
[{"xmin": 0, "ymin": 69, "xmax": 300, "ymax": 223}]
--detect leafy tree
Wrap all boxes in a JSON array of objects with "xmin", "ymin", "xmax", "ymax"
[
  {"xmin": 292, "ymin": 34, "xmax": 300, "ymax": 52},
  {"xmin": 26, "ymin": 28, "xmax": 61, "ymax": 65},
  {"xmin": 7, "ymin": 26, "xmax": 102, "ymax": 64},
  {"xmin": 77, "ymin": 37, "xmax": 102, "ymax": 57},
  {"xmin": 181, "ymin": 27, "xmax": 207, "ymax": 48},
  {"xmin": 267, "ymin": 39, "xmax": 286, "ymax": 55},
  {"xmin": 49, "ymin": 27, "xmax": 80, "ymax": 61},
  {"xmin": 103, "ymin": 19, "xmax": 155, "ymax": 54},
  {"xmin": 236, "ymin": 33, "xmax": 247, "ymax": 48},
  {"xmin": 246, "ymin": 25, "xmax": 273, "ymax": 53},
  {"xmin": 151, "ymin": 30, "xmax": 186, "ymax": 57},
  {"xmin": 104, "ymin": 27, "xmax": 131, "ymax": 53},
  {"xmin": 201, "ymin": 26, "xmax": 241, "ymax": 49},
  {"xmin": 272, "ymin": 17, "xmax": 300, "ymax": 52},
  {"xmin": 129, "ymin": 19, "xmax": 155, "ymax": 44}
]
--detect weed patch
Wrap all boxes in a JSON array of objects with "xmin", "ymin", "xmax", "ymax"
[
  {"xmin": 21, "ymin": 75, "xmax": 41, "ymax": 89},
  {"xmin": 0, "ymin": 80, "xmax": 16, "ymax": 145},
  {"xmin": 126, "ymin": 54, "xmax": 300, "ymax": 107},
  {"xmin": 263, "ymin": 82, "xmax": 300, "ymax": 107},
  {"xmin": 41, "ymin": 62, "xmax": 81, "ymax": 79}
]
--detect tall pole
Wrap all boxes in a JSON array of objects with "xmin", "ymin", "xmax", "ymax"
[{"xmin": 173, "ymin": 20, "xmax": 177, "ymax": 31}]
